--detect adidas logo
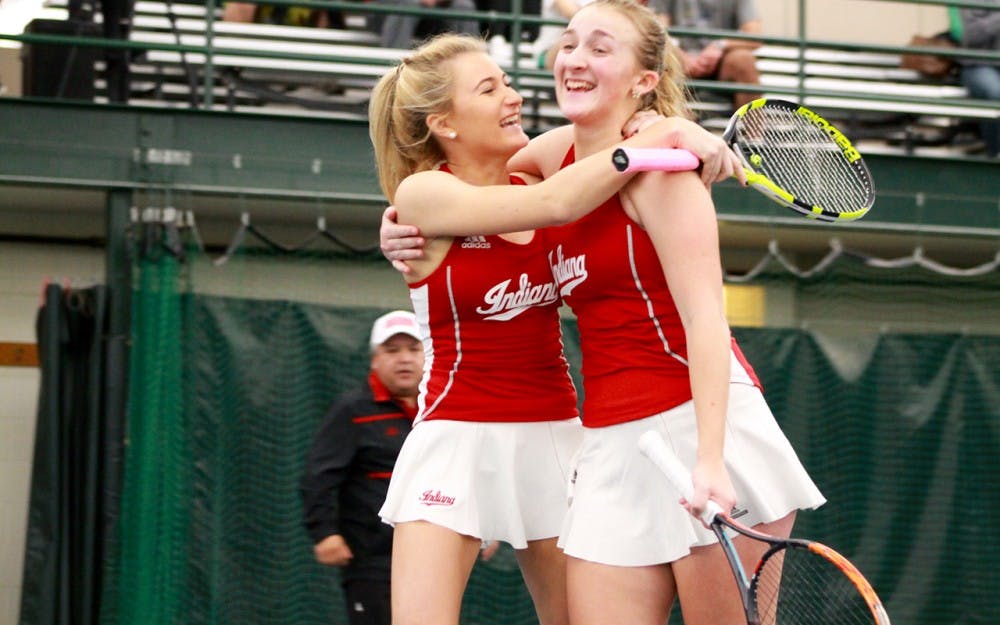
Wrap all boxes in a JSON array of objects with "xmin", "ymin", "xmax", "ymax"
[{"xmin": 461, "ymin": 235, "xmax": 491, "ymax": 249}]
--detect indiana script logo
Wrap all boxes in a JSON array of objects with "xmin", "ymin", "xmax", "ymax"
[
  {"xmin": 548, "ymin": 244, "xmax": 588, "ymax": 297},
  {"xmin": 419, "ymin": 490, "xmax": 456, "ymax": 506},
  {"xmin": 476, "ymin": 272, "xmax": 559, "ymax": 321}
]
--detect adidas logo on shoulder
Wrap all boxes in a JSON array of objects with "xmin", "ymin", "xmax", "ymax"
[{"xmin": 461, "ymin": 235, "xmax": 491, "ymax": 249}]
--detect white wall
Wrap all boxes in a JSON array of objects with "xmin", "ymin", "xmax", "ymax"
[
  {"xmin": 0, "ymin": 47, "xmax": 21, "ymax": 97},
  {"xmin": 756, "ymin": 0, "xmax": 949, "ymax": 44},
  {"xmin": 0, "ymin": 364, "xmax": 38, "ymax": 624}
]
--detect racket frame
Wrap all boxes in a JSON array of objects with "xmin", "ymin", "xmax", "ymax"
[
  {"xmin": 637, "ymin": 430, "xmax": 891, "ymax": 625},
  {"xmin": 711, "ymin": 512, "xmax": 892, "ymax": 625},
  {"xmin": 723, "ymin": 99, "xmax": 875, "ymax": 223}
]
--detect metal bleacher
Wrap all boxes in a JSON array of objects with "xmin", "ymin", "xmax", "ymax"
[
  {"xmin": 748, "ymin": 44, "xmax": 986, "ymax": 154},
  {"xmin": 93, "ymin": 0, "xmax": 399, "ymax": 115},
  {"xmin": 17, "ymin": 0, "xmax": 1000, "ymax": 154}
]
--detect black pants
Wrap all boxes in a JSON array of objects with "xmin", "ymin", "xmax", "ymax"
[{"xmin": 342, "ymin": 579, "xmax": 391, "ymax": 625}]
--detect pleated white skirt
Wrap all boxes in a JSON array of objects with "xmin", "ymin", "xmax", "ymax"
[
  {"xmin": 380, "ymin": 417, "xmax": 583, "ymax": 549},
  {"xmin": 558, "ymin": 383, "xmax": 826, "ymax": 566}
]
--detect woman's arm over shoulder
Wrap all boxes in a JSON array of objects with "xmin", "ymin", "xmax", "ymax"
[
  {"xmin": 656, "ymin": 117, "xmax": 745, "ymax": 185},
  {"xmin": 392, "ymin": 165, "xmax": 584, "ymax": 237},
  {"xmin": 396, "ymin": 118, "xmax": 698, "ymax": 239},
  {"xmin": 507, "ymin": 124, "xmax": 575, "ymax": 179}
]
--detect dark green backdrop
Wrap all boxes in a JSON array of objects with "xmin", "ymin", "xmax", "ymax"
[{"xmin": 22, "ymin": 244, "xmax": 1000, "ymax": 625}]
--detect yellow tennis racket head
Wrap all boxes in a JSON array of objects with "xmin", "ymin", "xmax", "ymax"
[{"xmin": 724, "ymin": 99, "xmax": 876, "ymax": 222}]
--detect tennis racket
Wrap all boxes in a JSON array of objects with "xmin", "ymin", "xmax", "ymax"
[
  {"xmin": 612, "ymin": 99, "xmax": 876, "ymax": 223},
  {"xmin": 637, "ymin": 430, "xmax": 891, "ymax": 625}
]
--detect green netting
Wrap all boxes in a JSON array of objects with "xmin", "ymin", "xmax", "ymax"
[
  {"xmin": 109, "ymin": 244, "xmax": 192, "ymax": 625},
  {"xmin": 733, "ymin": 330, "xmax": 1000, "ymax": 625},
  {"xmin": 103, "ymin": 230, "xmax": 1000, "ymax": 625}
]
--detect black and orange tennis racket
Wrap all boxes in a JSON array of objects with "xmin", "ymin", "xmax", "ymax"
[
  {"xmin": 613, "ymin": 99, "xmax": 876, "ymax": 223},
  {"xmin": 638, "ymin": 430, "xmax": 891, "ymax": 625}
]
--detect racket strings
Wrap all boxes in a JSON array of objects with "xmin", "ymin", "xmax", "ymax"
[
  {"xmin": 737, "ymin": 107, "xmax": 872, "ymax": 215},
  {"xmin": 753, "ymin": 545, "xmax": 880, "ymax": 625}
]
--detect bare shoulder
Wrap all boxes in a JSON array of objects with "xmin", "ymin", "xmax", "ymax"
[
  {"xmin": 627, "ymin": 169, "xmax": 706, "ymax": 201},
  {"xmin": 622, "ymin": 170, "xmax": 710, "ymax": 226},
  {"xmin": 398, "ymin": 169, "xmax": 453, "ymax": 190},
  {"xmin": 393, "ymin": 169, "xmax": 468, "ymax": 223},
  {"xmin": 396, "ymin": 170, "xmax": 457, "ymax": 201}
]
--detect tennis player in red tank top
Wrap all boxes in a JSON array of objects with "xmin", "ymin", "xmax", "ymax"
[{"xmin": 509, "ymin": 4, "xmax": 824, "ymax": 625}]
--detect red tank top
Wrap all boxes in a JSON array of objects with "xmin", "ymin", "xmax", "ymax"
[
  {"xmin": 409, "ymin": 174, "xmax": 579, "ymax": 424},
  {"xmin": 543, "ymin": 148, "xmax": 760, "ymax": 427}
]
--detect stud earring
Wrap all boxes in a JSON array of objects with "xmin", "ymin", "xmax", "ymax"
[
  {"xmin": 448, "ymin": 131, "xmax": 457, "ymax": 139},
  {"xmin": 631, "ymin": 89, "xmax": 641, "ymax": 100}
]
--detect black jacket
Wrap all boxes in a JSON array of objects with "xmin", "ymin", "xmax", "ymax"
[{"xmin": 300, "ymin": 372, "xmax": 414, "ymax": 582}]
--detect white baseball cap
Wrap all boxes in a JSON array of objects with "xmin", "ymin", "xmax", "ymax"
[{"xmin": 369, "ymin": 310, "xmax": 421, "ymax": 350}]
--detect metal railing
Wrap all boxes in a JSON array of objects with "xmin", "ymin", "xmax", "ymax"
[{"xmin": 0, "ymin": 0, "xmax": 996, "ymax": 122}]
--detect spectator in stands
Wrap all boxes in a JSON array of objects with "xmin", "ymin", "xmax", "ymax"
[
  {"xmin": 222, "ymin": 2, "xmax": 345, "ymax": 28},
  {"xmin": 377, "ymin": 0, "xmax": 480, "ymax": 49},
  {"xmin": 475, "ymin": 0, "xmax": 542, "ymax": 43},
  {"xmin": 647, "ymin": 0, "xmax": 762, "ymax": 110},
  {"xmin": 950, "ymin": 4, "xmax": 999, "ymax": 157},
  {"xmin": 300, "ymin": 310, "xmax": 424, "ymax": 625}
]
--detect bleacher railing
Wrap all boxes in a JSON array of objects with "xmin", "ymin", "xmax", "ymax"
[{"xmin": 0, "ymin": 0, "xmax": 997, "ymax": 132}]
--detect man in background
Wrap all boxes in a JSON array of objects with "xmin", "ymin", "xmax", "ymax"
[
  {"xmin": 950, "ymin": 3, "xmax": 999, "ymax": 157},
  {"xmin": 650, "ymin": 0, "xmax": 763, "ymax": 110},
  {"xmin": 301, "ymin": 310, "xmax": 423, "ymax": 625}
]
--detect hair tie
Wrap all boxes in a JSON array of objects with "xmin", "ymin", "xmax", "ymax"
[{"xmin": 394, "ymin": 56, "xmax": 413, "ymax": 79}]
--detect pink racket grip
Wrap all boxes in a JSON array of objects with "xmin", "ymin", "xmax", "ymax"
[{"xmin": 612, "ymin": 147, "xmax": 701, "ymax": 173}]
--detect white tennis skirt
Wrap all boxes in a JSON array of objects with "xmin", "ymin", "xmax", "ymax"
[
  {"xmin": 379, "ymin": 417, "xmax": 583, "ymax": 549},
  {"xmin": 558, "ymin": 383, "xmax": 827, "ymax": 566}
]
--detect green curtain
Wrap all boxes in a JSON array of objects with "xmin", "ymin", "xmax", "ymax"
[
  {"xmin": 20, "ymin": 284, "xmax": 119, "ymax": 625},
  {"xmin": 732, "ymin": 329, "xmax": 1000, "ymax": 625}
]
